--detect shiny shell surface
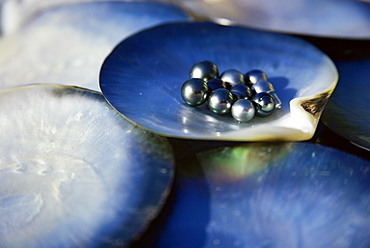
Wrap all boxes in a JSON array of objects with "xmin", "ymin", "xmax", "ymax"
[
  {"xmin": 152, "ymin": 142, "xmax": 370, "ymax": 247},
  {"xmin": 100, "ymin": 22, "xmax": 338, "ymax": 141},
  {"xmin": 321, "ymin": 58, "xmax": 370, "ymax": 150},
  {"xmin": 0, "ymin": 1, "xmax": 189, "ymax": 91},
  {"xmin": 0, "ymin": 84, "xmax": 174, "ymax": 247},
  {"xmin": 172, "ymin": 0, "xmax": 370, "ymax": 39}
]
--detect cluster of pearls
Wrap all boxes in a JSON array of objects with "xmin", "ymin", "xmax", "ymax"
[{"xmin": 181, "ymin": 60, "xmax": 281, "ymax": 122}]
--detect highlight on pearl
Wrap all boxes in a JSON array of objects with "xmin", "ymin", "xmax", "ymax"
[{"xmin": 181, "ymin": 60, "xmax": 282, "ymax": 122}]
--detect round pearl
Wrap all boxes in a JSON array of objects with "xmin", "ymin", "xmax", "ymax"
[
  {"xmin": 181, "ymin": 78, "xmax": 208, "ymax": 106},
  {"xmin": 252, "ymin": 80, "xmax": 282, "ymax": 109},
  {"xmin": 220, "ymin": 69, "xmax": 245, "ymax": 89},
  {"xmin": 189, "ymin": 60, "xmax": 219, "ymax": 81},
  {"xmin": 231, "ymin": 99, "xmax": 255, "ymax": 122},
  {"xmin": 251, "ymin": 92, "xmax": 276, "ymax": 117},
  {"xmin": 207, "ymin": 78, "xmax": 225, "ymax": 92},
  {"xmin": 251, "ymin": 80, "xmax": 274, "ymax": 94},
  {"xmin": 230, "ymin": 84, "xmax": 251, "ymax": 100},
  {"xmin": 245, "ymin": 69, "xmax": 268, "ymax": 86},
  {"xmin": 208, "ymin": 88, "xmax": 235, "ymax": 115}
]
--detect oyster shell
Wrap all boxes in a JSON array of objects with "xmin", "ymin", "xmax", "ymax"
[
  {"xmin": 152, "ymin": 142, "xmax": 370, "ymax": 247},
  {"xmin": 0, "ymin": 84, "xmax": 174, "ymax": 247},
  {"xmin": 0, "ymin": 1, "xmax": 190, "ymax": 91},
  {"xmin": 171, "ymin": 0, "xmax": 370, "ymax": 39},
  {"xmin": 321, "ymin": 58, "xmax": 370, "ymax": 150},
  {"xmin": 100, "ymin": 22, "xmax": 338, "ymax": 141}
]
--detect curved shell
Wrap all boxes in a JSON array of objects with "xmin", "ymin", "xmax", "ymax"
[
  {"xmin": 0, "ymin": 84, "xmax": 174, "ymax": 247},
  {"xmin": 171, "ymin": 0, "xmax": 370, "ymax": 39},
  {"xmin": 100, "ymin": 22, "xmax": 338, "ymax": 141},
  {"xmin": 0, "ymin": 1, "xmax": 190, "ymax": 91},
  {"xmin": 321, "ymin": 58, "xmax": 370, "ymax": 150},
  {"xmin": 152, "ymin": 142, "xmax": 370, "ymax": 247}
]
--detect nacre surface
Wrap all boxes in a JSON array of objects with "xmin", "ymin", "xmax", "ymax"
[
  {"xmin": 100, "ymin": 22, "xmax": 338, "ymax": 141},
  {"xmin": 171, "ymin": 0, "xmax": 370, "ymax": 39},
  {"xmin": 0, "ymin": 84, "xmax": 174, "ymax": 247},
  {"xmin": 321, "ymin": 58, "xmax": 370, "ymax": 150},
  {"xmin": 152, "ymin": 142, "xmax": 370, "ymax": 248},
  {"xmin": 0, "ymin": 1, "xmax": 189, "ymax": 91}
]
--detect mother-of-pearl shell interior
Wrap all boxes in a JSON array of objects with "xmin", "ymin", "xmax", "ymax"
[
  {"xmin": 171, "ymin": 0, "xmax": 370, "ymax": 39},
  {"xmin": 100, "ymin": 22, "xmax": 338, "ymax": 141},
  {"xmin": 0, "ymin": 84, "xmax": 174, "ymax": 247},
  {"xmin": 0, "ymin": 1, "xmax": 190, "ymax": 91}
]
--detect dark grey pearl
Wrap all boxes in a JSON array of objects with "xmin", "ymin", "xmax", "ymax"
[
  {"xmin": 230, "ymin": 84, "xmax": 251, "ymax": 100},
  {"xmin": 231, "ymin": 99, "xmax": 255, "ymax": 122},
  {"xmin": 251, "ymin": 80, "xmax": 274, "ymax": 93},
  {"xmin": 251, "ymin": 92, "xmax": 276, "ymax": 117},
  {"xmin": 220, "ymin": 69, "xmax": 245, "ymax": 89},
  {"xmin": 207, "ymin": 78, "xmax": 225, "ymax": 92},
  {"xmin": 252, "ymin": 80, "xmax": 282, "ymax": 109},
  {"xmin": 189, "ymin": 60, "xmax": 219, "ymax": 81},
  {"xmin": 181, "ymin": 78, "xmax": 208, "ymax": 106},
  {"xmin": 208, "ymin": 88, "xmax": 235, "ymax": 115},
  {"xmin": 245, "ymin": 69, "xmax": 268, "ymax": 86}
]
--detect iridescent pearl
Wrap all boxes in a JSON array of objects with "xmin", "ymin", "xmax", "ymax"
[
  {"xmin": 189, "ymin": 60, "xmax": 219, "ymax": 81},
  {"xmin": 230, "ymin": 84, "xmax": 251, "ymax": 100},
  {"xmin": 251, "ymin": 80, "xmax": 274, "ymax": 93},
  {"xmin": 245, "ymin": 69, "xmax": 268, "ymax": 86},
  {"xmin": 181, "ymin": 78, "xmax": 208, "ymax": 106},
  {"xmin": 207, "ymin": 78, "xmax": 225, "ymax": 92},
  {"xmin": 220, "ymin": 69, "xmax": 245, "ymax": 89},
  {"xmin": 251, "ymin": 92, "xmax": 276, "ymax": 117},
  {"xmin": 231, "ymin": 99, "xmax": 255, "ymax": 122},
  {"xmin": 252, "ymin": 80, "xmax": 282, "ymax": 109},
  {"xmin": 208, "ymin": 88, "xmax": 235, "ymax": 115}
]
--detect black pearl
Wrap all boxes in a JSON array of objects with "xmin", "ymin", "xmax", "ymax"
[
  {"xmin": 251, "ymin": 92, "xmax": 276, "ymax": 117},
  {"xmin": 181, "ymin": 78, "xmax": 208, "ymax": 106},
  {"xmin": 208, "ymin": 88, "xmax": 235, "ymax": 115},
  {"xmin": 245, "ymin": 69, "xmax": 268, "ymax": 86},
  {"xmin": 189, "ymin": 60, "xmax": 219, "ymax": 81},
  {"xmin": 231, "ymin": 99, "xmax": 255, "ymax": 122},
  {"xmin": 230, "ymin": 84, "xmax": 251, "ymax": 100},
  {"xmin": 207, "ymin": 78, "xmax": 225, "ymax": 92},
  {"xmin": 252, "ymin": 80, "xmax": 282, "ymax": 109},
  {"xmin": 251, "ymin": 80, "xmax": 274, "ymax": 94},
  {"xmin": 220, "ymin": 69, "xmax": 245, "ymax": 89}
]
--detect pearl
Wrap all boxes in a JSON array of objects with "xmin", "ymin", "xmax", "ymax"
[
  {"xmin": 252, "ymin": 80, "xmax": 282, "ymax": 109},
  {"xmin": 189, "ymin": 60, "xmax": 219, "ymax": 81},
  {"xmin": 208, "ymin": 88, "xmax": 235, "ymax": 114},
  {"xmin": 251, "ymin": 92, "xmax": 275, "ymax": 117},
  {"xmin": 207, "ymin": 78, "xmax": 225, "ymax": 92},
  {"xmin": 220, "ymin": 69, "xmax": 245, "ymax": 89},
  {"xmin": 231, "ymin": 99, "xmax": 255, "ymax": 122},
  {"xmin": 230, "ymin": 84, "xmax": 251, "ymax": 100},
  {"xmin": 245, "ymin": 69, "xmax": 268, "ymax": 86},
  {"xmin": 181, "ymin": 78, "xmax": 208, "ymax": 106},
  {"xmin": 251, "ymin": 80, "xmax": 273, "ymax": 93}
]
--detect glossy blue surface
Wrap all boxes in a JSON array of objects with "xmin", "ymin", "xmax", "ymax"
[
  {"xmin": 322, "ymin": 58, "xmax": 370, "ymax": 150},
  {"xmin": 100, "ymin": 22, "xmax": 337, "ymax": 140},
  {"xmin": 149, "ymin": 142, "xmax": 370, "ymax": 248}
]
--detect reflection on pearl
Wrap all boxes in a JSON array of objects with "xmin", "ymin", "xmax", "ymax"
[
  {"xmin": 189, "ymin": 60, "xmax": 219, "ymax": 81},
  {"xmin": 252, "ymin": 92, "xmax": 276, "ymax": 117},
  {"xmin": 231, "ymin": 99, "xmax": 255, "ymax": 122},
  {"xmin": 181, "ymin": 78, "xmax": 209, "ymax": 106},
  {"xmin": 220, "ymin": 69, "xmax": 245, "ymax": 88},
  {"xmin": 245, "ymin": 69, "xmax": 268, "ymax": 86},
  {"xmin": 208, "ymin": 88, "xmax": 235, "ymax": 114}
]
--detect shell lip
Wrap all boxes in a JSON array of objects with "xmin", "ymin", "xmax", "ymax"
[{"xmin": 100, "ymin": 21, "xmax": 339, "ymax": 141}]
